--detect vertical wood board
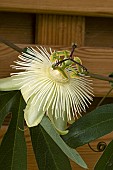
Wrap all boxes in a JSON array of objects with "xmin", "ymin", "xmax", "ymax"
[{"xmin": 35, "ymin": 14, "xmax": 85, "ymax": 46}]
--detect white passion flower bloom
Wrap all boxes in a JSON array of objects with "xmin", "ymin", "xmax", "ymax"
[{"xmin": 0, "ymin": 47, "xmax": 93, "ymax": 134}]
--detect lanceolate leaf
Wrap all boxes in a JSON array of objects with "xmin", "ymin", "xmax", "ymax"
[
  {"xmin": 0, "ymin": 91, "xmax": 19, "ymax": 127},
  {"xmin": 40, "ymin": 116, "xmax": 87, "ymax": 169},
  {"xmin": 0, "ymin": 91, "xmax": 27, "ymax": 170},
  {"xmin": 62, "ymin": 104, "xmax": 113, "ymax": 148},
  {"xmin": 94, "ymin": 140, "xmax": 113, "ymax": 170},
  {"xmin": 30, "ymin": 125, "xmax": 72, "ymax": 170}
]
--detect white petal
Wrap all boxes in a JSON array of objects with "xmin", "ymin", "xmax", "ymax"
[
  {"xmin": 0, "ymin": 76, "xmax": 21, "ymax": 91},
  {"xmin": 48, "ymin": 107, "xmax": 68, "ymax": 135},
  {"xmin": 11, "ymin": 46, "xmax": 94, "ymax": 130},
  {"xmin": 24, "ymin": 95, "xmax": 46, "ymax": 127}
]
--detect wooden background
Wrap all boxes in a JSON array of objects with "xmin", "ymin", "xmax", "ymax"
[{"xmin": 0, "ymin": 0, "xmax": 113, "ymax": 169}]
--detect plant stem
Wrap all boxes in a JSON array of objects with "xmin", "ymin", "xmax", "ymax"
[
  {"xmin": 0, "ymin": 36, "xmax": 23, "ymax": 53},
  {"xmin": 69, "ymin": 43, "xmax": 77, "ymax": 58},
  {"xmin": 86, "ymin": 72, "xmax": 113, "ymax": 83},
  {"xmin": 0, "ymin": 36, "xmax": 113, "ymax": 84},
  {"xmin": 97, "ymin": 87, "xmax": 113, "ymax": 107}
]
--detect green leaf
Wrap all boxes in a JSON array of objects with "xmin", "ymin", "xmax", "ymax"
[
  {"xmin": 0, "ymin": 91, "xmax": 19, "ymax": 127},
  {"xmin": 30, "ymin": 125, "xmax": 72, "ymax": 170},
  {"xmin": 40, "ymin": 116, "xmax": 87, "ymax": 169},
  {"xmin": 62, "ymin": 104, "xmax": 113, "ymax": 148},
  {"xmin": 94, "ymin": 140, "xmax": 113, "ymax": 170},
  {"xmin": 0, "ymin": 91, "xmax": 27, "ymax": 170}
]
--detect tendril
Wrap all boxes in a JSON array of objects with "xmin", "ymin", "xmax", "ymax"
[{"xmin": 88, "ymin": 141, "xmax": 107, "ymax": 152}]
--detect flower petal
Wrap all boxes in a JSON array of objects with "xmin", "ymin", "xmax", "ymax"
[
  {"xmin": 0, "ymin": 76, "xmax": 21, "ymax": 91},
  {"xmin": 48, "ymin": 107, "xmax": 69, "ymax": 135},
  {"xmin": 24, "ymin": 94, "xmax": 46, "ymax": 127},
  {"xmin": 10, "ymin": 47, "xmax": 93, "ymax": 131}
]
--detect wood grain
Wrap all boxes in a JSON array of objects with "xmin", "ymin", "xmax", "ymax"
[
  {"xmin": 0, "ymin": 3, "xmax": 113, "ymax": 170},
  {"xmin": 0, "ymin": 12, "xmax": 35, "ymax": 44},
  {"xmin": 75, "ymin": 47, "xmax": 113, "ymax": 96},
  {"xmin": 1, "ymin": 126, "xmax": 113, "ymax": 170},
  {"xmin": 0, "ymin": 44, "xmax": 113, "ymax": 97},
  {"xmin": 0, "ymin": 0, "xmax": 113, "ymax": 17},
  {"xmin": 85, "ymin": 17, "xmax": 113, "ymax": 47},
  {"xmin": 35, "ymin": 14, "xmax": 85, "ymax": 46}
]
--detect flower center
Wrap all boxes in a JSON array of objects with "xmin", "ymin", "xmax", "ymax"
[{"xmin": 49, "ymin": 67, "xmax": 69, "ymax": 83}]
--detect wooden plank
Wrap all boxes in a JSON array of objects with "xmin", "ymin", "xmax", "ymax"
[
  {"xmin": 0, "ymin": 44, "xmax": 113, "ymax": 97},
  {"xmin": 85, "ymin": 17, "xmax": 113, "ymax": 47},
  {"xmin": 0, "ymin": 12, "xmax": 35, "ymax": 44},
  {"xmin": 75, "ymin": 47, "xmax": 113, "ymax": 96},
  {"xmin": 35, "ymin": 14, "xmax": 85, "ymax": 46},
  {"xmin": 1, "ymin": 126, "xmax": 113, "ymax": 170},
  {"xmin": 0, "ymin": 44, "xmax": 19, "ymax": 78},
  {"xmin": 0, "ymin": 0, "xmax": 113, "ymax": 17}
]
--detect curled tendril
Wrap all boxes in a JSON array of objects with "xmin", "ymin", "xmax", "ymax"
[{"xmin": 88, "ymin": 141, "xmax": 107, "ymax": 152}]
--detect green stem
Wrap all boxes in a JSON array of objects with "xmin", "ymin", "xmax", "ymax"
[
  {"xmin": 97, "ymin": 87, "xmax": 113, "ymax": 107},
  {"xmin": 0, "ymin": 36, "xmax": 23, "ymax": 53},
  {"xmin": 86, "ymin": 72, "xmax": 113, "ymax": 107},
  {"xmin": 86, "ymin": 72, "xmax": 113, "ymax": 83},
  {"xmin": 0, "ymin": 36, "xmax": 113, "ymax": 84}
]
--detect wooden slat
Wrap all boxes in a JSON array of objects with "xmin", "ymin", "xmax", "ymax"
[
  {"xmin": 1, "ymin": 126, "xmax": 113, "ymax": 170},
  {"xmin": 0, "ymin": 0, "xmax": 113, "ymax": 17},
  {"xmin": 75, "ymin": 47, "xmax": 113, "ymax": 74},
  {"xmin": 0, "ymin": 12, "xmax": 35, "ymax": 44},
  {"xmin": 85, "ymin": 17, "xmax": 113, "ymax": 47},
  {"xmin": 75, "ymin": 47, "xmax": 113, "ymax": 96},
  {"xmin": 35, "ymin": 14, "xmax": 85, "ymax": 46},
  {"xmin": 0, "ymin": 44, "xmax": 113, "ymax": 97},
  {"xmin": 0, "ymin": 44, "xmax": 19, "ymax": 78}
]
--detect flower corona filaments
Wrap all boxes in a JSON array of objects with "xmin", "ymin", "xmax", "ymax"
[
  {"xmin": 11, "ymin": 46, "xmax": 93, "ymax": 134},
  {"xmin": 0, "ymin": 46, "xmax": 93, "ymax": 134}
]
